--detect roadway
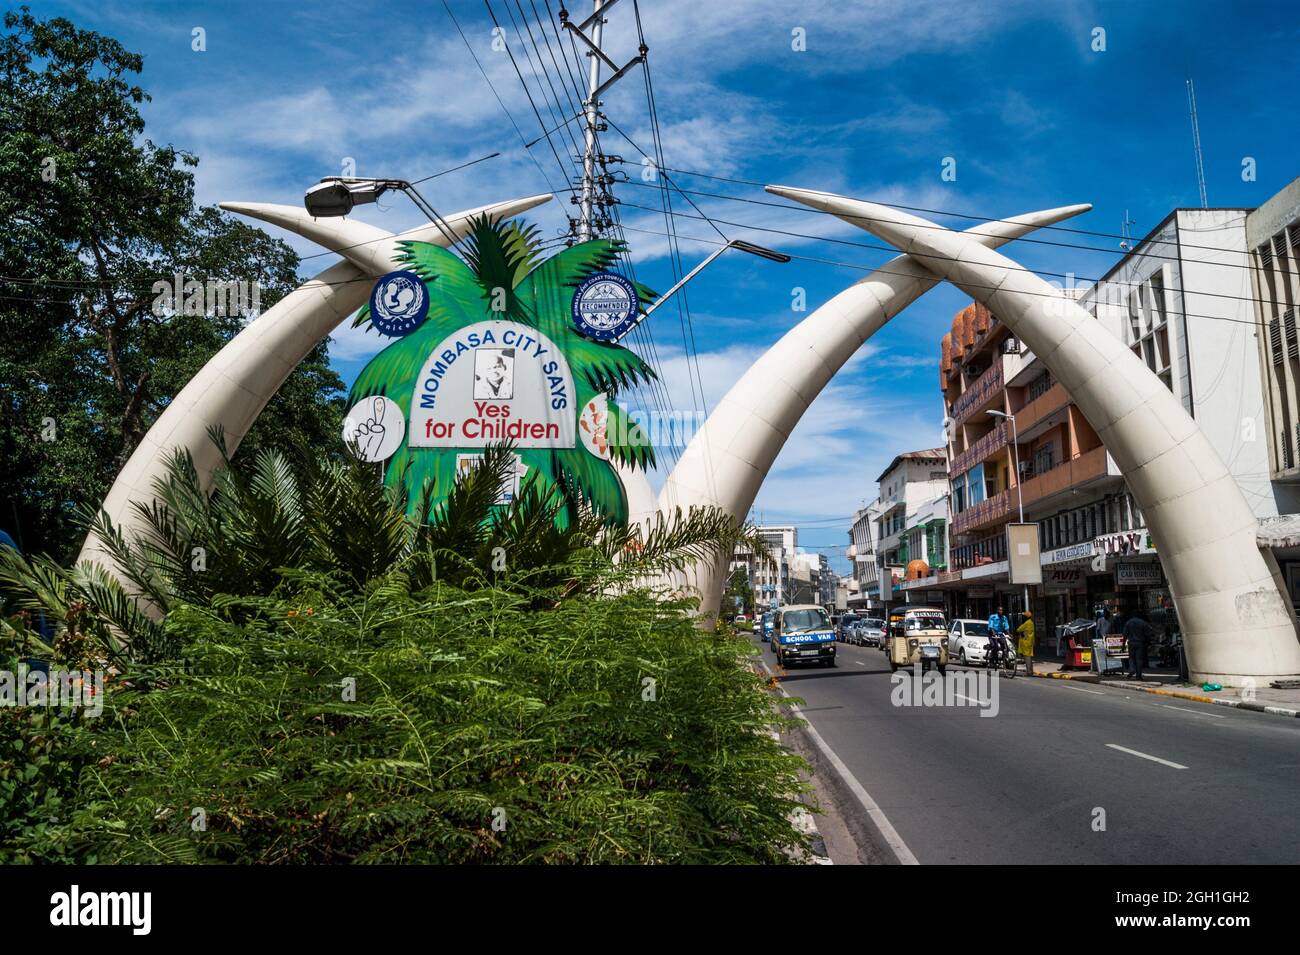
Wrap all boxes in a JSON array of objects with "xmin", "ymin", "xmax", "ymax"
[{"xmin": 751, "ymin": 631, "xmax": 1300, "ymax": 864}]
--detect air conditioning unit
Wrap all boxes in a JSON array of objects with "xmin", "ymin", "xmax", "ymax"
[{"xmin": 1002, "ymin": 338, "xmax": 1022, "ymax": 354}]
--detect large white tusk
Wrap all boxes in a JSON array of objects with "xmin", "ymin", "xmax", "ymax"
[
  {"xmin": 77, "ymin": 193, "xmax": 552, "ymax": 591},
  {"xmin": 655, "ymin": 194, "xmax": 1090, "ymax": 625},
  {"xmin": 777, "ymin": 189, "xmax": 1300, "ymax": 686}
]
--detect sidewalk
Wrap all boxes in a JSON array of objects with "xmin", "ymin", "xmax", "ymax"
[{"xmin": 1025, "ymin": 655, "xmax": 1300, "ymax": 717}]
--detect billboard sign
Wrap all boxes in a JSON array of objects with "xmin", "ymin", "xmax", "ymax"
[
  {"xmin": 408, "ymin": 321, "xmax": 575, "ymax": 449},
  {"xmin": 346, "ymin": 223, "xmax": 656, "ymax": 525},
  {"xmin": 1006, "ymin": 522, "xmax": 1043, "ymax": 585}
]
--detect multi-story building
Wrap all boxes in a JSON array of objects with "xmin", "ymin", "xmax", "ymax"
[
  {"xmin": 847, "ymin": 500, "xmax": 886, "ymax": 607},
  {"xmin": 845, "ymin": 449, "xmax": 947, "ymax": 610},
  {"xmin": 933, "ymin": 179, "xmax": 1300, "ymax": 644},
  {"xmin": 940, "ymin": 298, "xmax": 1150, "ymax": 631},
  {"xmin": 740, "ymin": 525, "xmax": 798, "ymax": 609},
  {"xmin": 1247, "ymin": 177, "xmax": 1300, "ymax": 610}
]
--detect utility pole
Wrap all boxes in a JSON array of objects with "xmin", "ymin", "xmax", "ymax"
[
  {"xmin": 578, "ymin": 1, "xmax": 604, "ymax": 241},
  {"xmin": 560, "ymin": 0, "xmax": 647, "ymax": 242}
]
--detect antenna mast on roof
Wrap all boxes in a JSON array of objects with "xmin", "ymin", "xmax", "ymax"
[{"xmin": 1186, "ymin": 79, "xmax": 1209, "ymax": 209}]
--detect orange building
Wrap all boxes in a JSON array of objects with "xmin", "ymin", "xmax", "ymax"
[{"xmin": 938, "ymin": 303, "xmax": 1155, "ymax": 642}]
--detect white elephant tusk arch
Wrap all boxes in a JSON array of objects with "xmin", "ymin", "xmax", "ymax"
[
  {"xmin": 654, "ymin": 197, "xmax": 1092, "ymax": 623},
  {"xmin": 772, "ymin": 185, "xmax": 1300, "ymax": 686}
]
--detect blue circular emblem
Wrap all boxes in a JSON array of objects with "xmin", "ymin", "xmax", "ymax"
[
  {"xmin": 369, "ymin": 270, "xmax": 429, "ymax": 338},
  {"xmin": 571, "ymin": 271, "xmax": 639, "ymax": 341}
]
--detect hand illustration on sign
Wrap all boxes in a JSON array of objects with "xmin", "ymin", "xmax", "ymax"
[
  {"xmin": 342, "ymin": 395, "xmax": 404, "ymax": 463},
  {"xmin": 355, "ymin": 397, "xmax": 387, "ymax": 459}
]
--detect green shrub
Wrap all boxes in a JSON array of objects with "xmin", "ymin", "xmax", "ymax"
[{"xmin": 65, "ymin": 577, "xmax": 809, "ymax": 863}]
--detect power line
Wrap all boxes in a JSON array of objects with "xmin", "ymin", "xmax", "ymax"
[
  {"xmin": 611, "ymin": 195, "xmax": 1296, "ymax": 317},
  {"xmin": 5, "ymin": 205, "xmax": 1290, "ymax": 327},
  {"xmin": 626, "ymin": 160, "xmax": 1279, "ymax": 259},
  {"xmin": 609, "ymin": 221, "xmax": 1282, "ymax": 331},
  {"xmin": 483, "ymin": 0, "xmax": 575, "ymax": 190},
  {"xmin": 612, "ymin": 178, "xmax": 1289, "ymax": 286},
  {"xmin": 440, "ymin": 0, "xmax": 562, "ymax": 196}
]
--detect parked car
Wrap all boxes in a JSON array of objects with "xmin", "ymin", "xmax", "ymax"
[
  {"xmin": 836, "ymin": 612, "xmax": 861, "ymax": 643},
  {"xmin": 948, "ymin": 618, "xmax": 1016, "ymax": 666}
]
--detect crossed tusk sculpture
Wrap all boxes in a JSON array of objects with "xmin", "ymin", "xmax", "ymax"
[{"xmin": 78, "ymin": 188, "xmax": 1300, "ymax": 686}]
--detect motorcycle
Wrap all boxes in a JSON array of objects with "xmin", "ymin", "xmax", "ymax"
[{"xmin": 984, "ymin": 632, "xmax": 1017, "ymax": 678}]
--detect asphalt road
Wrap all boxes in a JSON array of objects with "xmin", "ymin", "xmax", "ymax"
[{"xmin": 751, "ymin": 631, "xmax": 1300, "ymax": 864}]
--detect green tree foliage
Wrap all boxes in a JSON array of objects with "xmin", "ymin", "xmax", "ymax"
[
  {"xmin": 725, "ymin": 565, "xmax": 756, "ymax": 616},
  {"xmin": 67, "ymin": 585, "xmax": 806, "ymax": 864},
  {"xmin": 0, "ymin": 8, "xmax": 344, "ymax": 560}
]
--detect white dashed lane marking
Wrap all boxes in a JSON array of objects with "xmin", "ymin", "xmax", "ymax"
[{"xmin": 1105, "ymin": 743, "xmax": 1188, "ymax": 770}]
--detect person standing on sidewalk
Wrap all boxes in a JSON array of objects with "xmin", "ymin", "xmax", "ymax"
[
  {"xmin": 1123, "ymin": 610, "xmax": 1154, "ymax": 681},
  {"xmin": 1016, "ymin": 610, "xmax": 1036, "ymax": 675}
]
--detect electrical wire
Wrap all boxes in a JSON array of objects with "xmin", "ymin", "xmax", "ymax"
[
  {"xmin": 440, "ymin": 0, "xmax": 562, "ymax": 197},
  {"xmin": 483, "ymin": 0, "xmax": 574, "ymax": 189},
  {"xmin": 612, "ymin": 194, "xmax": 1297, "ymax": 319},
  {"xmin": 632, "ymin": 160, "xmax": 1295, "ymax": 260},
  {"xmin": 612, "ymin": 177, "xmax": 1294, "ymax": 289}
]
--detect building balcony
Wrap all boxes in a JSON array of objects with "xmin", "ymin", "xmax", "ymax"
[
  {"xmin": 951, "ymin": 530, "xmax": 1008, "ymax": 570},
  {"xmin": 951, "ymin": 488, "xmax": 1012, "ymax": 536},
  {"xmin": 1014, "ymin": 381, "xmax": 1069, "ymax": 438},
  {"xmin": 1019, "ymin": 445, "xmax": 1110, "ymax": 510},
  {"xmin": 949, "ymin": 359, "xmax": 1004, "ymax": 426},
  {"xmin": 950, "ymin": 421, "xmax": 1008, "ymax": 476}
]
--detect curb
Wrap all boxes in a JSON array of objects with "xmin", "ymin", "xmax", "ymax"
[
  {"xmin": 1030, "ymin": 670, "xmax": 1300, "ymax": 718},
  {"xmin": 764, "ymin": 726, "xmax": 834, "ymax": 865},
  {"xmin": 1029, "ymin": 669, "xmax": 1100, "ymax": 683}
]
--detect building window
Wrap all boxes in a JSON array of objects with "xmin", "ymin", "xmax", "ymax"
[
  {"xmin": 1033, "ymin": 442, "xmax": 1055, "ymax": 475},
  {"xmin": 1028, "ymin": 372, "xmax": 1054, "ymax": 401}
]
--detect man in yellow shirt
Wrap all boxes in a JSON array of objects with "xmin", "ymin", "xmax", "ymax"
[{"xmin": 1016, "ymin": 611, "xmax": 1036, "ymax": 675}]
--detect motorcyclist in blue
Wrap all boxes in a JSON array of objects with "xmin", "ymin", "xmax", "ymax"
[{"xmin": 986, "ymin": 606, "xmax": 1011, "ymax": 668}]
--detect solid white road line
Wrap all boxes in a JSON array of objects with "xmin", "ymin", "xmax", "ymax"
[
  {"xmin": 757, "ymin": 658, "xmax": 920, "ymax": 865},
  {"xmin": 1105, "ymin": 743, "xmax": 1188, "ymax": 770},
  {"xmin": 1155, "ymin": 703, "xmax": 1226, "ymax": 719}
]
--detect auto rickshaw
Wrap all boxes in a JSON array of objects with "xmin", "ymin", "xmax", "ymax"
[{"xmin": 884, "ymin": 606, "xmax": 949, "ymax": 673}]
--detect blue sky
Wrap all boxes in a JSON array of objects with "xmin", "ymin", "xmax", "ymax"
[{"xmin": 34, "ymin": 0, "xmax": 1300, "ymax": 570}]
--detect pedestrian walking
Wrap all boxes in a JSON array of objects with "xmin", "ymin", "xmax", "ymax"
[
  {"xmin": 1123, "ymin": 610, "xmax": 1155, "ymax": 681},
  {"xmin": 1016, "ymin": 610, "xmax": 1036, "ymax": 675}
]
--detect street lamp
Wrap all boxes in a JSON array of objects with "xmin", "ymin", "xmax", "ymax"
[
  {"xmin": 987, "ymin": 408, "xmax": 1031, "ymax": 621},
  {"xmin": 304, "ymin": 176, "xmax": 464, "ymax": 252},
  {"xmin": 613, "ymin": 238, "xmax": 790, "ymax": 343}
]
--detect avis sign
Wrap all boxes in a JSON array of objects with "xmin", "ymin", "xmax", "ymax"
[{"xmin": 410, "ymin": 321, "xmax": 575, "ymax": 449}]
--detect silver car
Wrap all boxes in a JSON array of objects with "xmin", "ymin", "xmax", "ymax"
[{"xmin": 856, "ymin": 618, "xmax": 885, "ymax": 647}]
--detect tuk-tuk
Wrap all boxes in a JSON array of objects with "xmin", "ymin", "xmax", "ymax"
[
  {"xmin": 885, "ymin": 606, "xmax": 948, "ymax": 673},
  {"xmin": 771, "ymin": 604, "xmax": 836, "ymax": 668}
]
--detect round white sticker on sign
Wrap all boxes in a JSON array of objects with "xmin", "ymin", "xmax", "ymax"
[
  {"xmin": 343, "ymin": 395, "xmax": 405, "ymax": 462},
  {"xmin": 578, "ymin": 393, "xmax": 611, "ymax": 460}
]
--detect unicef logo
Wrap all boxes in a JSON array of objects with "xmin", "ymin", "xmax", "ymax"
[
  {"xmin": 369, "ymin": 270, "xmax": 429, "ymax": 338},
  {"xmin": 571, "ymin": 272, "xmax": 638, "ymax": 341}
]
